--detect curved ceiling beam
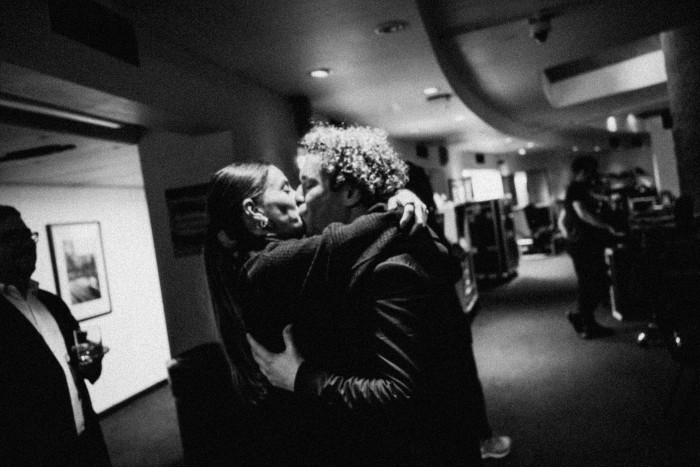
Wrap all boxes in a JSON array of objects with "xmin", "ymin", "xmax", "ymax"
[
  {"xmin": 416, "ymin": 0, "xmax": 608, "ymax": 150},
  {"xmin": 417, "ymin": 0, "xmax": 698, "ymax": 152}
]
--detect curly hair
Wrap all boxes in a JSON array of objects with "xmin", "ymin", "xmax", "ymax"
[{"xmin": 300, "ymin": 123, "xmax": 408, "ymax": 204}]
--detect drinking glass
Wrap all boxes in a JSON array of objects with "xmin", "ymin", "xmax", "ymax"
[{"xmin": 72, "ymin": 325, "xmax": 108, "ymax": 365}]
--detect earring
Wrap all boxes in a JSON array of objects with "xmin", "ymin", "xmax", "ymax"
[{"xmin": 259, "ymin": 217, "xmax": 269, "ymax": 229}]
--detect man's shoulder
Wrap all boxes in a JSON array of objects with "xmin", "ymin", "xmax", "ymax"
[
  {"xmin": 374, "ymin": 251, "xmax": 428, "ymax": 276},
  {"xmin": 566, "ymin": 181, "xmax": 590, "ymax": 200},
  {"xmin": 35, "ymin": 289, "xmax": 74, "ymax": 319},
  {"xmin": 36, "ymin": 288, "xmax": 63, "ymax": 304},
  {"xmin": 370, "ymin": 235, "xmax": 460, "ymax": 283}
]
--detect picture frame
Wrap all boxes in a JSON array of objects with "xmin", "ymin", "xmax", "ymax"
[
  {"xmin": 47, "ymin": 222, "xmax": 112, "ymax": 321},
  {"xmin": 164, "ymin": 183, "xmax": 209, "ymax": 257}
]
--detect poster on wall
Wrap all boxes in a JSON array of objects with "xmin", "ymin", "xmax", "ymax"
[
  {"xmin": 47, "ymin": 222, "xmax": 112, "ymax": 321},
  {"xmin": 164, "ymin": 183, "xmax": 209, "ymax": 257}
]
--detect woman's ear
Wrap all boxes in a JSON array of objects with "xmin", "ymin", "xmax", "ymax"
[
  {"xmin": 242, "ymin": 198, "xmax": 270, "ymax": 231},
  {"xmin": 242, "ymin": 198, "xmax": 259, "ymax": 220}
]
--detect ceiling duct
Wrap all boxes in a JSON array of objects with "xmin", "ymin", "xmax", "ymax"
[
  {"xmin": 2, "ymin": 144, "xmax": 77, "ymax": 163},
  {"xmin": 543, "ymin": 36, "xmax": 667, "ymax": 108}
]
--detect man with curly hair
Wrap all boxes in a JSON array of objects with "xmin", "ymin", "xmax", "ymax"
[{"xmin": 249, "ymin": 124, "xmax": 483, "ymax": 465}]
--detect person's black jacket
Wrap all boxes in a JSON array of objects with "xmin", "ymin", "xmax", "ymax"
[
  {"xmin": 0, "ymin": 290, "xmax": 110, "ymax": 467},
  {"xmin": 240, "ymin": 206, "xmax": 481, "ymax": 465}
]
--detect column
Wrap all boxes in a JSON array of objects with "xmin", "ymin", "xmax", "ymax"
[{"xmin": 661, "ymin": 23, "xmax": 700, "ymax": 207}]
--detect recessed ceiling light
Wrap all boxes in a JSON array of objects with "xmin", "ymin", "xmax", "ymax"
[
  {"xmin": 572, "ymin": 146, "xmax": 579, "ymax": 152},
  {"xmin": 423, "ymin": 87, "xmax": 439, "ymax": 96},
  {"xmin": 594, "ymin": 146, "xmax": 601, "ymax": 152},
  {"xmin": 518, "ymin": 148, "xmax": 527, "ymax": 155},
  {"xmin": 606, "ymin": 116, "xmax": 617, "ymax": 132},
  {"xmin": 526, "ymin": 142, "xmax": 534, "ymax": 148},
  {"xmin": 374, "ymin": 20, "xmax": 409, "ymax": 35},
  {"xmin": 309, "ymin": 68, "xmax": 331, "ymax": 79},
  {"xmin": 454, "ymin": 115, "xmax": 467, "ymax": 122},
  {"xmin": 505, "ymin": 137, "xmax": 513, "ymax": 143}
]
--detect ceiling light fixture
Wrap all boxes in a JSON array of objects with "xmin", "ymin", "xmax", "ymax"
[
  {"xmin": 518, "ymin": 148, "xmax": 527, "ymax": 155},
  {"xmin": 374, "ymin": 20, "xmax": 409, "ymax": 35},
  {"xmin": 309, "ymin": 68, "xmax": 331, "ymax": 79},
  {"xmin": 572, "ymin": 146, "xmax": 579, "ymax": 152},
  {"xmin": 423, "ymin": 87, "xmax": 439, "ymax": 96},
  {"xmin": 0, "ymin": 95, "xmax": 123, "ymax": 129},
  {"xmin": 526, "ymin": 142, "xmax": 534, "ymax": 148},
  {"xmin": 594, "ymin": 146, "xmax": 601, "ymax": 152},
  {"xmin": 454, "ymin": 115, "xmax": 467, "ymax": 122}
]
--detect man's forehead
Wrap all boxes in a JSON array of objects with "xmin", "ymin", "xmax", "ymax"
[{"xmin": 299, "ymin": 154, "xmax": 324, "ymax": 180}]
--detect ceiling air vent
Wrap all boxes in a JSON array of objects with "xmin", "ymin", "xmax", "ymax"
[
  {"xmin": 543, "ymin": 36, "xmax": 666, "ymax": 108},
  {"xmin": 2, "ymin": 144, "xmax": 77, "ymax": 163},
  {"xmin": 426, "ymin": 92, "xmax": 452, "ymax": 103}
]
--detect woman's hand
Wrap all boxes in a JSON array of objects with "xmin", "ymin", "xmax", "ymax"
[
  {"xmin": 387, "ymin": 189, "xmax": 428, "ymax": 229},
  {"xmin": 247, "ymin": 325, "xmax": 303, "ymax": 392}
]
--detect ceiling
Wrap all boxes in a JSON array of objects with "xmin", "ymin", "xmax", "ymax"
[{"xmin": 1, "ymin": 0, "xmax": 697, "ymax": 186}]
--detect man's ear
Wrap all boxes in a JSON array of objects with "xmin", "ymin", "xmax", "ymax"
[{"xmin": 341, "ymin": 186, "xmax": 363, "ymax": 208}]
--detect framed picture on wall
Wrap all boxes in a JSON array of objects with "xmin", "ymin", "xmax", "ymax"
[
  {"xmin": 47, "ymin": 222, "xmax": 112, "ymax": 321},
  {"xmin": 164, "ymin": 183, "xmax": 209, "ymax": 257}
]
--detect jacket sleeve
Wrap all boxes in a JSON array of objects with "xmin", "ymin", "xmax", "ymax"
[
  {"xmin": 245, "ymin": 210, "xmax": 400, "ymax": 289},
  {"xmin": 293, "ymin": 257, "xmax": 430, "ymax": 414}
]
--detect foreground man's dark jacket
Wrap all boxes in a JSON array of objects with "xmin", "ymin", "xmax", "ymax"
[
  {"xmin": 212, "ymin": 207, "xmax": 481, "ymax": 465},
  {"xmin": 0, "ymin": 291, "xmax": 110, "ymax": 467}
]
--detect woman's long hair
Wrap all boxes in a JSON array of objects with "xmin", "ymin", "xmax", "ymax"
[{"xmin": 204, "ymin": 162, "xmax": 271, "ymax": 403}]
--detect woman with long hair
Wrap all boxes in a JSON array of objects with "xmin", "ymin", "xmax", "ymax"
[{"xmin": 204, "ymin": 151, "xmax": 421, "ymax": 464}]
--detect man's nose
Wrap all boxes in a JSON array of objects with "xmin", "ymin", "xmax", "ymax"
[{"xmin": 295, "ymin": 185, "xmax": 304, "ymax": 205}]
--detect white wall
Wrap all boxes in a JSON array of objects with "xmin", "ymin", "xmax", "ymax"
[
  {"xmin": 0, "ymin": 183, "xmax": 170, "ymax": 413},
  {"xmin": 139, "ymin": 131, "xmax": 236, "ymax": 356}
]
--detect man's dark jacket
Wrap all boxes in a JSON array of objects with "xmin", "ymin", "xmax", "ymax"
[
  {"xmin": 242, "ymin": 207, "xmax": 482, "ymax": 465},
  {"xmin": 0, "ymin": 290, "xmax": 110, "ymax": 466}
]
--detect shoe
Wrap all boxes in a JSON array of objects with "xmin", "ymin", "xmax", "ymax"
[
  {"xmin": 480, "ymin": 435, "xmax": 512, "ymax": 460},
  {"xmin": 566, "ymin": 311, "xmax": 584, "ymax": 334}
]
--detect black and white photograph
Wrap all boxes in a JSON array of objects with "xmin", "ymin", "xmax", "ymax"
[
  {"xmin": 47, "ymin": 222, "xmax": 111, "ymax": 321},
  {"xmin": 1, "ymin": 0, "xmax": 700, "ymax": 465}
]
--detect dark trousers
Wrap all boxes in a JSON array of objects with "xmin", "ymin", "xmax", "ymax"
[
  {"xmin": 67, "ymin": 426, "xmax": 112, "ymax": 467},
  {"xmin": 464, "ymin": 344, "xmax": 492, "ymax": 440},
  {"xmin": 568, "ymin": 241, "xmax": 608, "ymax": 324}
]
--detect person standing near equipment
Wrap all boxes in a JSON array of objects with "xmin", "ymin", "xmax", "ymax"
[{"xmin": 563, "ymin": 156, "xmax": 621, "ymax": 339}]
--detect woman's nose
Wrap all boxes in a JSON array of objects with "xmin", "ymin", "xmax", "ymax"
[{"xmin": 295, "ymin": 186, "xmax": 304, "ymax": 205}]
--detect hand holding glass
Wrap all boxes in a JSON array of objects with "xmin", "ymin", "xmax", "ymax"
[{"xmin": 72, "ymin": 325, "xmax": 109, "ymax": 366}]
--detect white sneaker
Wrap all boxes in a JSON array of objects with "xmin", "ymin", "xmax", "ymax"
[{"xmin": 480, "ymin": 435, "xmax": 512, "ymax": 459}]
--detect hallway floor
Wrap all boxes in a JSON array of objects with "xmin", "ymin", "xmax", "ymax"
[
  {"xmin": 100, "ymin": 253, "xmax": 699, "ymax": 466},
  {"xmin": 474, "ymin": 253, "xmax": 699, "ymax": 466}
]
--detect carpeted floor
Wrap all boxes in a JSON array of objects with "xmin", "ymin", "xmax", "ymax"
[
  {"xmin": 100, "ymin": 253, "xmax": 699, "ymax": 466},
  {"xmin": 474, "ymin": 253, "xmax": 699, "ymax": 466}
]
